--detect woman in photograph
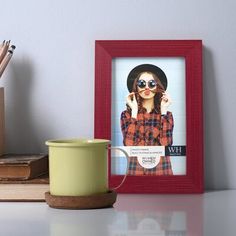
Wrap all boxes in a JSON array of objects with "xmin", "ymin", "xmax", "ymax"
[{"xmin": 120, "ymin": 64, "xmax": 174, "ymax": 175}]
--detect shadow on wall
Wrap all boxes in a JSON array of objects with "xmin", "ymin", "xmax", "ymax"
[
  {"xmin": 203, "ymin": 47, "xmax": 228, "ymax": 190},
  {"xmin": 5, "ymin": 57, "xmax": 54, "ymax": 153}
]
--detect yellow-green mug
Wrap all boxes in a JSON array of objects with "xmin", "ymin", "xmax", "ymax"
[{"xmin": 45, "ymin": 139, "xmax": 128, "ymax": 196}]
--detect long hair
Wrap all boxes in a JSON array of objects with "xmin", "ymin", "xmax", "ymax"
[{"xmin": 127, "ymin": 72, "xmax": 165, "ymax": 114}]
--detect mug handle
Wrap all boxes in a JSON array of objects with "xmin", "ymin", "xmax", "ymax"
[{"xmin": 108, "ymin": 146, "xmax": 129, "ymax": 190}]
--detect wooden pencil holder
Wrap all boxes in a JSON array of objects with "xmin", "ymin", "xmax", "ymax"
[{"xmin": 0, "ymin": 88, "xmax": 4, "ymax": 156}]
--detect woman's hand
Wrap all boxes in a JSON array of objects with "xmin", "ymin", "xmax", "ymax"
[
  {"xmin": 161, "ymin": 92, "xmax": 172, "ymax": 115},
  {"xmin": 126, "ymin": 92, "xmax": 138, "ymax": 118}
]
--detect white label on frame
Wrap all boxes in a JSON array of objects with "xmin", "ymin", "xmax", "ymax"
[
  {"xmin": 113, "ymin": 146, "xmax": 165, "ymax": 169},
  {"xmin": 131, "ymin": 146, "xmax": 164, "ymax": 169}
]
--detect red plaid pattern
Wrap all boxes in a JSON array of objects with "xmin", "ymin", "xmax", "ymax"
[
  {"xmin": 121, "ymin": 110, "xmax": 174, "ymax": 146},
  {"xmin": 121, "ymin": 110, "xmax": 174, "ymax": 175},
  {"xmin": 127, "ymin": 156, "xmax": 173, "ymax": 175}
]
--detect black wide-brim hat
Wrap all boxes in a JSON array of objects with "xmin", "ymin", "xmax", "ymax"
[{"xmin": 127, "ymin": 64, "xmax": 168, "ymax": 92}]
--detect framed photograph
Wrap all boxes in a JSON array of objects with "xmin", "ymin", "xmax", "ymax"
[{"xmin": 95, "ymin": 40, "xmax": 203, "ymax": 193}]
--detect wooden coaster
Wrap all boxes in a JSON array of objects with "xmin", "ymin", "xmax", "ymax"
[{"xmin": 45, "ymin": 190, "xmax": 117, "ymax": 209}]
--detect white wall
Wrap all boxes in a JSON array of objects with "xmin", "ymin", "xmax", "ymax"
[{"xmin": 0, "ymin": 0, "xmax": 236, "ymax": 190}]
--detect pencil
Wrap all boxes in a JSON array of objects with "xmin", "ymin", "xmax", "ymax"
[
  {"xmin": 0, "ymin": 41, "xmax": 9, "ymax": 65},
  {"xmin": 0, "ymin": 41, "xmax": 6, "ymax": 59},
  {"xmin": 0, "ymin": 45, "xmax": 16, "ymax": 78},
  {"xmin": 0, "ymin": 40, "xmax": 5, "ymax": 50}
]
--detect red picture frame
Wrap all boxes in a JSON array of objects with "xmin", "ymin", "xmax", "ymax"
[{"xmin": 95, "ymin": 40, "xmax": 203, "ymax": 193}]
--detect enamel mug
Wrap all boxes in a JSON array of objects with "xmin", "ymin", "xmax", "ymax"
[{"xmin": 45, "ymin": 139, "xmax": 128, "ymax": 196}]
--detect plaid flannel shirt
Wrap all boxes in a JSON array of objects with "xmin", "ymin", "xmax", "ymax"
[{"xmin": 120, "ymin": 110, "xmax": 174, "ymax": 175}]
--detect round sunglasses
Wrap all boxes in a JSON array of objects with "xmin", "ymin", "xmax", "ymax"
[{"xmin": 137, "ymin": 79, "xmax": 157, "ymax": 89}]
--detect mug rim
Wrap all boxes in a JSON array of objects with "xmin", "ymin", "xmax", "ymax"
[{"xmin": 45, "ymin": 138, "xmax": 110, "ymax": 147}]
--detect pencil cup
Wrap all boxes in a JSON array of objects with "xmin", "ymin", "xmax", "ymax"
[
  {"xmin": 45, "ymin": 139, "xmax": 128, "ymax": 198},
  {"xmin": 0, "ymin": 88, "xmax": 4, "ymax": 156}
]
